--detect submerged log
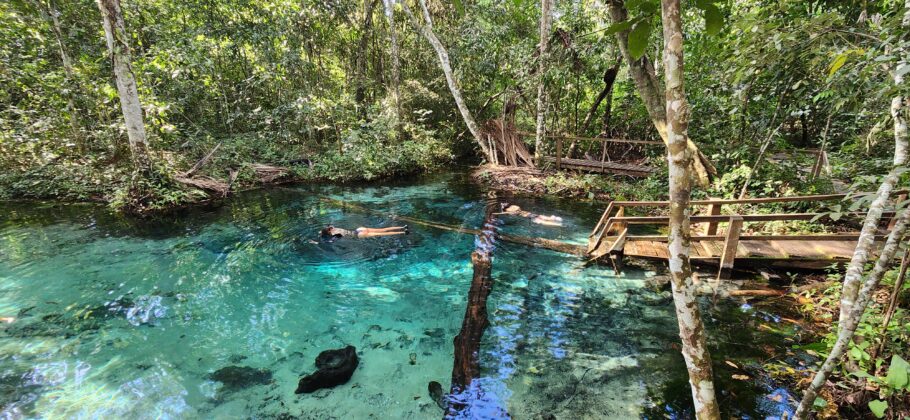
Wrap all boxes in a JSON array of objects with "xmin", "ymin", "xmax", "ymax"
[
  {"xmin": 319, "ymin": 197, "xmax": 585, "ymax": 256},
  {"xmin": 446, "ymin": 195, "xmax": 508, "ymax": 418}
]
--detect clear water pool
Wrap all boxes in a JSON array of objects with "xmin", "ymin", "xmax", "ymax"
[{"xmin": 0, "ymin": 172, "xmax": 797, "ymax": 419}]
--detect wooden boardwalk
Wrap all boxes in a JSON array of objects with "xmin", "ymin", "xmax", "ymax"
[
  {"xmin": 540, "ymin": 156, "xmax": 654, "ymax": 177},
  {"xmin": 517, "ymin": 131, "xmax": 660, "ymax": 177},
  {"xmin": 588, "ymin": 193, "xmax": 905, "ymax": 278}
]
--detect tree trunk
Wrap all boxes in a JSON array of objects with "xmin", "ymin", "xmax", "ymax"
[
  {"xmin": 660, "ymin": 0, "xmax": 721, "ymax": 418},
  {"xmin": 355, "ymin": 0, "xmax": 379, "ymax": 109},
  {"xmin": 567, "ymin": 63, "xmax": 620, "ymax": 157},
  {"xmin": 796, "ymin": 5, "xmax": 910, "ymax": 416},
  {"xmin": 402, "ymin": 0, "xmax": 493, "ymax": 162},
  {"xmin": 795, "ymin": 208, "xmax": 910, "ymax": 419},
  {"xmin": 838, "ymin": 20, "xmax": 910, "ymax": 329},
  {"xmin": 382, "ymin": 0, "xmax": 401, "ymax": 122},
  {"xmin": 534, "ymin": 0, "xmax": 553, "ymax": 163},
  {"xmin": 33, "ymin": 0, "xmax": 82, "ymax": 148},
  {"xmin": 96, "ymin": 0, "xmax": 152, "ymax": 173},
  {"xmin": 447, "ymin": 196, "xmax": 506, "ymax": 417},
  {"xmin": 606, "ymin": 0, "xmax": 714, "ymax": 187}
]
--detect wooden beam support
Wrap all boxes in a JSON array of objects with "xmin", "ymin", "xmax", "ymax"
[
  {"xmin": 705, "ymin": 198, "xmax": 722, "ymax": 235},
  {"xmin": 717, "ymin": 216, "xmax": 743, "ymax": 281}
]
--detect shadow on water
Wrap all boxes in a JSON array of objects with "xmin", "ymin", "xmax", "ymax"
[{"xmin": 0, "ymin": 170, "xmax": 801, "ymax": 418}]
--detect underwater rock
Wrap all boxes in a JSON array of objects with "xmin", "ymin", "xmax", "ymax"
[
  {"xmin": 427, "ymin": 381, "xmax": 446, "ymax": 410},
  {"xmin": 295, "ymin": 345, "xmax": 359, "ymax": 394},
  {"xmin": 208, "ymin": 366, "xmax": 273, "ymax": 391},
  {"xmin": 409, "ymin": 352, "xmax": 417, "ymax": 365}
]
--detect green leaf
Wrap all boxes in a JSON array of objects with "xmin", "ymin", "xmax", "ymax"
[
  {"xmin": 869, "ymin": 399, "xmax": 888, "ymax": 418},
  {"xmin": 452, "ymin": 0, "xmax": 465, "ymax": 16},
  {"xmin": 604, "ymin": 21, "xmax": 633, "ymax": 36},
  {"xmin": 628, "ymin": 20, "xmax": 652, "ymax": 60},
  {"xmin": 850, "ymin": 346, "xmax": 863, "ymax": 360},
  {"xmin": 829, "ymin": 53, "xmax": 849, "ymax": 77},
  {"xmin": 813, "ymin": 397, "xmax": 827, "ymax": 408},
  {"xmin": 702, "ymin": 4, "xmax": 724, "ymax": 35},
  {"xmin": 885, "ymin": 355, "xmax": 910, "ymax": 390}
]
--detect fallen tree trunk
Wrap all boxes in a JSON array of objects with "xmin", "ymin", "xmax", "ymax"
[
  {"xmin": 319, "ymin": 197, "xmax": 586, "ymax": 256},
  {"xmin": 446, "ymin": 196, "xmax": 506, "ymax": 418}
]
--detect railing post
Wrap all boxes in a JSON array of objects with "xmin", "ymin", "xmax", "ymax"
[
  {"xmin": 717, "ymin": 215, "xmax": 743, "ymax": 281},
  {"xmin": 706, "ymin": 198, "xmax": 722, "ymax": 235},
  {"xmin": 555, "ymin": 135, "xmax": 562, "ymax": 170},
  {"xmin": 611, "ymin": 206, "xmax": 626, "ymax": 234}
]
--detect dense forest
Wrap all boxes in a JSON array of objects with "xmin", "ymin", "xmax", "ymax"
[{"xmin": 1, "ymin": 0, "xmax": 909, "ymax": 418}]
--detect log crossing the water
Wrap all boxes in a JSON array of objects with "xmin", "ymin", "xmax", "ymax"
[{"xmin": 319, "ymin": 197, "xmax": 587, "ymax": 256}]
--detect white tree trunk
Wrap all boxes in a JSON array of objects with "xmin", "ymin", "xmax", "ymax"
[
  {"xmin": 606, "ymin": 0, "xmax": 714, "ymax": 187},
  {"xmin": 402, "ymin": 0, "xmax": 492, "ymax": 161},
  {"xmin": 838, "ymin": 3, "xmax": 910, "ymax": 328},
  {"xmin": 660, "ymin": 0, "xmax": 721, "ymax": 418},
  {"xmin": 795, "ymin": 208, "xmax": 910, "ymax": 418},
  {"xmin": 796, "ymin": 5, "xmax": 910, "ymax": 416},
  {"xmin": 96, "ymin": 0, "xmax": 152, "ymax": 173},
  {"xmin": 534, "ymin": 0, "xmax": 553, "ymax": 162}
]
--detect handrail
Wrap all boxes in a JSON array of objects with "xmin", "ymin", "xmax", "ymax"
[
  {"xmin": 515, "ymin": 131, "xmax": 663, "ymax": 145},
  {"xmin": 588, "ymin": 190, "xmax": 910, "ymax": 249}
]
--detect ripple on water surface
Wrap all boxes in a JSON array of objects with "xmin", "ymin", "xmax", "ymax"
[{"xmin": 0, "ymin": 172, "xmax": 799, "ymax": 418}]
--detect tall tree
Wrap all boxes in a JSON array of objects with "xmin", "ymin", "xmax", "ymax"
[
  {"xmin": 96, "ymin": 0, "xmax": 152, "ymax": 173},
  {"xmin": 382, "ymin": 0, "xmax": 402, "ymax": 121},
  {"xmin": 838, "ymin": 0, "xmax": 910, "ymax": 328},
  {"xmin": 795, "ymin": 3, "xmax": 910, "ymax": 417},
  {"xmin": 355, "ymin": 0, "xmax": 379, "ymax": 108},
  {"xmin": 606, "ymin": 0, "xmax": 715, "ymax": 187},
  {"xmin": 660, "ymin": 0, "xmax": 721, "ymax": 417},
  {"xmin": 534, "ymin": 0, "xmax": 553, "ymax": 162},
  {"xmin": 31, "ymin": 0, "xmax": 82, "ymax": 147},
  {"xmin": 401, "ymin": 0, "xmax": 492, "ymax": 161}
]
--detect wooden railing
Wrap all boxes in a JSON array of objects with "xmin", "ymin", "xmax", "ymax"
[
  {"xmin": 515, "ymin": 131, "xmax": 661, "ymax": 170},
  {"xmin": 587, "ymin": 192, "xmax": 907, "ymax": 279}
]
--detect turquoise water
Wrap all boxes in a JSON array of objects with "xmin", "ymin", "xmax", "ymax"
[{"xmin": 0, "ymin": 172, "xmax": 798, "ymax": 418}]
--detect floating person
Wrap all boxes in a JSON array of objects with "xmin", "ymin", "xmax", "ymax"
[
  {"xmin": 495, "ymin": 202, "xmax": 563, "ymax": 227},
  {"xmin": 319, "ymin": 224, "xmax": 409, "ymax": 240}
]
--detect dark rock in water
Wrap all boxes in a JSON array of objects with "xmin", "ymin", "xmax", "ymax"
[
  {"xmin": 428, "ymin": 381, "xmax": 446, "ymax": 410},
  {"xmin": 409, "ymin": 352, "xmax": 417, "ymax": 365},
  {"xmin": 228, "ymin": 354, "xmax": 248, "ymax": 364},
  {"xmin": 295, "ymin": 345, "xmax": 359, "ymax": 394},
  {"xmin": 208, "ymin": 366, "xmax": 273, "ymax": 391}
]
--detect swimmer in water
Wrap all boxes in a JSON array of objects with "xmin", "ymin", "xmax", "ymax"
[
  {"xmin": 320, "ymin": 224, "xmax": 409, "ymax": 240},
  {"xmin": 495, "ymin": 202, "xmax": 563, "ymax": 227}
]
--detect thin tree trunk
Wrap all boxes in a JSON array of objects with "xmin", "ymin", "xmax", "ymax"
[
  {"xmin": 567, "ymin": 63, "xmax": 619, "ymax": 158},
  {"xmin": 661, "ymin": 0, "xmax": 721, "ymax": 417},
  {"xmin": 795, "ymin": 208, "xmax": 910, "ymax": 418},
  {"xmin": 796, "ymin": 6, "xmax": 910, "ymax": 415},
  {"xmin": 97, "ymin": 0, "xmax": 152, "ymax": 173},
  {"xmin": 839, "ymin": 62, "xmax": 910, "ymax": 329},
  {"xmin": 534, "ymin": 0, "xmax": 553, "ymax": 163},
  {"xmin": 401, "ymin": 0, "xmax": 493, "ymax": 162},
  {"xmin": 606, "ymin": 0, "xmax": 715, "ymax": 187},
  {"xmin": 382, "ymin": 0, "xmax": 401, "ymax": 122},
  {"xmin": 355, "ymin": 0, "xmax": 379, "ymax": 109},
  {"xmin": 870, "ymin": 247, "xmax": 910, "ymax": 363},
  {"xmin": 33, "ymin": 0, "xmax": 82, "ymax": 149}
]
